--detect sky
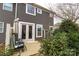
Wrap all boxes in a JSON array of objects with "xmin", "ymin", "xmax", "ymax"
[
  {"xmin": 26, "ymin": 0, "xmax": 52, "ymax": 9},
  {"xmin": 1, "ymin": 0, "xmax": 79, "ymax": 9},
  {"xmin": 26, "ymin": 0, "xmax": 79, "ymax": 9},
  {"xmin": 2, "ymin": 0, "xmax": 79, "ymax": 9},
  {"xmin": 25, "ymin": 0, "xmax": 79, "ymax": 10}
]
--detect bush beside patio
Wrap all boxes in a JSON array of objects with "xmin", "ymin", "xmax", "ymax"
[{"xmin": 40, "ymin": 20, "xmax": 79, "ymax": 56}]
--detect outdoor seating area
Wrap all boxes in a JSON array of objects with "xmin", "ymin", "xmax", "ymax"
[{"xmin": 13, "ymin": 41, "xmax": 41, "ymax": 56}]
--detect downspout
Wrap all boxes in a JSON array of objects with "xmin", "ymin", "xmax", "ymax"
[
  {"xmin": 11, "ymin": 3, "xmax": 18, "ymax": 49},
  {"xmin": 15, "ymin": 3, "xmax": 17, "ymax": 19},
  {"xmin": 14, "ymin": 3, "xmax": 20, "ymax": 39},
  {"xmin": 14, "ymin": 3, "xmax": 18, "ymax": 33},
  {"xmin": 14, "ymin": 3, "xmax": 19, "ymax": 35}
]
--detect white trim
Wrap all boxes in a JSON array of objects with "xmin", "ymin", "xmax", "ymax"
[
  {"xmin": 0, "ymin": 22, "xmax": 4, "ymax": 33},
  {"xmin": 3, "ymin": 3, "xmax": 13, "ymax": 11},
  {"xmin": 44, "ymin": 29, "xmax": 46, "ymax": 38},
  {"xmin": 5, "ymin": 23, "xmax": 11, "ymax": 49},
  {"xmin": 18, "ymin": 21, "xmax": 35, "ymax": 41},
  {"xmin": 26, "ymin": 4, "xmax": 36, "ymax": 16},
  {"xmin": 36, "ymin": 24, "xmax": 43, "ymax": 38},
  {"xmin": 37, "ymin": 8, "xmax": 42, "ymax": 14}
]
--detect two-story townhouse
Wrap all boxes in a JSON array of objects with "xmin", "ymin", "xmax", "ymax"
[{"xmin": 0, "ymin": 3, "xmax": 54, "ymax": 47}]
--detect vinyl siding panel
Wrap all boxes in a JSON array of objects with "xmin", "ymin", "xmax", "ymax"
[
  {"xmin": 0, "ymin": 3, "xmax": 15, "ymax": 43},
  {"xmin": 17, "ymin": 3, "xmax": 53, "ymax": 39},
  {"xmin": 0, "ymin": 3, "xmax": 53, "ymax": 43}
]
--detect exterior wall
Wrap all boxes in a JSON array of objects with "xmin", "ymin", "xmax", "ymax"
[
  {"xmin": 17, "ymin": 3, "xmax": 53, "ymax": 39},
  {"xmin": 0, "ymin": 3, "xmax": 4, "ymax": 43},
  {"xmin": 0, "ymin": 3, "xmax": 15, "ymax": 43},
  {"xmin": 0, "ymin": 3, "xmax": 53, "ymax": 43},
  {"xmin": 17, "ymin": 3, "xmax": 53, "ymax": 28}
]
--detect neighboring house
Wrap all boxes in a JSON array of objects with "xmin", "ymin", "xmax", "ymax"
[
  {"xmin": 53, "ymin": 14, "xmax": 63, "ymax": 30},
  {"xmin": 0, "ymin": 3, "xmax": 54, "ymax": 46},
  {"xmin": 53, "ymin": 14, "xmax": 79, "ymax": 30},
  {"xmin": 75, "ymin": 19, "xmax": 79, "ymax": 26}
]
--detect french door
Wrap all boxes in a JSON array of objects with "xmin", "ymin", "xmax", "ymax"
[{"xmin": 18, "ymin": 22, "xmax": 35, "ymax": 41}]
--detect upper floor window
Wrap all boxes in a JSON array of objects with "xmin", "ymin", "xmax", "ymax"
[
  {"xmin": 3, "ymin": 3, "xmax": 13, "ymax": 11},
  {"xmin": 0, "ymin": 22, "xmax": 4, "ymax": 33},
  {"xmin": 37, "ymin": 8, "xmax": 42, "ymax": 14},
  {"xmin": 26, "ymin": 4, "xmax": 36, "ymax": 16}
]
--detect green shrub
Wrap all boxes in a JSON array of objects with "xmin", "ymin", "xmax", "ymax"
[
  {"xmin": 40, "ymin": 20, "xmax": 79, "ymax": 56},
  {"xmin": 40, "ymin": 32, "xmax": 76, "ymax": 56},
  {"xmin": 4, "ymin": 48, "xmax": 14, "ymax": 56},
  {"xmin": 59, "ymin": 20, "xmax": 79, "ymax": 33},
  {"xmin": 0, "ymin": 48, "xmax": 14, "ymax": 56},
  {"xmin": 59, "ymin": 20, "xmax": 79, "ymax": 55},
  {"xmin": 67, "ymin": 32, "xmax": 79, "ymax": 55}
]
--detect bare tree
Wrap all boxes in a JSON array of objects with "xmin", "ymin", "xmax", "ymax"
[{"xmin": 48, "ymin": 3, "xmax": 79, "ymax": 22}]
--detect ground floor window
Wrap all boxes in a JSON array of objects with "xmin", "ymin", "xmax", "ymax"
[
  {"xmin": 49, "ymin": 26, "xmax": 53, "ymax": 31},
  {"xmin": 49, "ymin": 26, "xmax": 53, "ymax": 36},
  {"xmin": 36, "ymin": 24, "xmax": 43, "ymax": 37},
  {"xmin": 0, "ymin": 22, "xmax": 4, "ymax": 33}
]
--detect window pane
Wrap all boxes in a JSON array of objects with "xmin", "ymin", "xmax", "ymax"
[
  {"xmin": 0, "ymin": 23, "xmax": 3, "ymax": 27},
  {"xmin": 50, "ymin": 27, "xmax": 53, "ymax": 30},
  {"xmin": 36, "ymin": 24, "xmax": 43, "ymax": 37},
  {"xmin": 27, "ymin": 4, "xmax": 34, "ymax": 14},
  {"xmin": 3, "ymin": 3, "xmax": 13, "ymax": 11},
  {"xmin": 22, "ymin": 25, "xmax": 26, "ymax": 39},
  {"xmin": 29, "ymin": 26, "xmax": 32, "ymax": 39},
  {"xmin": 37, "ymin": 27, "xmax": 41, "ymax": 36},
  {"xmin": 0, "ymin": 22, "xmax": 4, "ymax": 33},
  {"xmin": 37, "ymin": 8, "xmax": 42, "ymax": 14},
  {"xmin": 0, "ymin": 28, "xmax": 2, "ymax": 33}
]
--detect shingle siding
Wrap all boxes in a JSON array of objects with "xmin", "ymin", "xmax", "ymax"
[
  {"xmin": 0, "ymin": 3, "xmax": 53, "ymax": 43},
  {"xmin": 17, "ymin": 3, "xmax": 53, "ymax": 29},
  {"xmin": 0, "ymin": 3, "xmax": 15, "ymax": 43}
]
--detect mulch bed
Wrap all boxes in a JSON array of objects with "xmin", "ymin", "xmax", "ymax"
[{"xmin": 0, "ymin": 43, "xmax": 5, "ymax": 55}]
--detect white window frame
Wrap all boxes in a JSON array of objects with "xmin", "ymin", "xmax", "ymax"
[
  {"xmin": 37, "ymin": 8, "xmax": 42, "ymax": 14},
  {"xmin": 3, "ymin": 3, "xmax": 13, "ymax": 11},
  {"xmin": 0, "ymin": 22, "xmax": 4, "ymax": 33},
  {"xmin": 36, "ymin": 24, "xmax": 43, "ymax": 37},
  {"xmin": 26, "ymin": 4, "xmax": 36, "ymax": 16}
]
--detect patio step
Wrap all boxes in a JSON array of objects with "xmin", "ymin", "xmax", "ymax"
[{"xmin": 21, "ymin": 41, "xmax": 41, "ymax": 56}]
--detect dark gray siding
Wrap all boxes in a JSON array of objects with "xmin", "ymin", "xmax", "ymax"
[
  {"xmin": 17, "ymin": 3, "xmax": 53, "ymax": 39},
  {"xmin": 17, "ymin": 3, "xmax": 53, "ymax": 29},
  {"xmin": 0, "ymin": 3, "xmax": 53, "ymax": 43},
  {"xmin": 0, "ymin": 3, "xmax": 4, "ymax": 43},
  {"xmin": 0, "ymin": 3, "xmax": 15, "ymax": 43}
]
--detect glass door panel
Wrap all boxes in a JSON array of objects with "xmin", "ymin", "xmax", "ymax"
[
  {"xmin": 28, "ymin": 25, "xmax": 32, "ymax": 39},
  {"xmin": 22, "ymin": 25, "xmax": 26, "ymax": 39}
]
